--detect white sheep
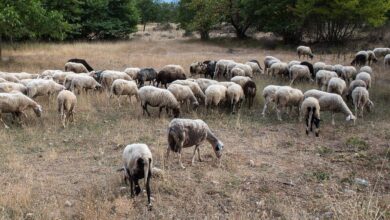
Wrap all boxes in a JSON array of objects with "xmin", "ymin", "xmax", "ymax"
[
  {"xmin": 297, "ymin": 46, "xmax": 314, "ymax": 59},
  {"xmin": 214, "ymin": 59, "xmax": 235, "ymax": 78},
  {"xmin": 288, "ymin": 60, "xmax": 301, "ymax": 69},
  {"xmin": 218, "ymin": 81, "xmax": 236, "ymax": 88},
  {"xmin": 373, "ymin": 48, "xmax": 390, "ymax": 58},
  {"xmin": 333, "ymin": 64, "xmax": 345, "ymax": 77},
  {"xmin": 70, "ymin": 75, "xmax": 102, "ymax": 94},
  {"xmin": 0, "ymin": 92, "xmax": 42, "ymax": 128},
  {"xmin": 355, "ymin": 72, "xmax": 371, "ymax": 89},
  {"xmin": 318, "ymin": 93, "xmax": 356, "ymax": 125},
  {"xmin": 231, "ymin": 63, "xmax": 253, "ymax": 78},
  {"xmin": 121, "ymin": 143, "xmax": 153, "ymax": 209},
  {"xmin": 315, "ymin": 70, "xmax": 338, "ymax": 91},
  {"xmin": 289, "ymin": 64, "xmax": 312, "ymax": 85},
  {"xmin": 0, "ymin": 78, "xmax": 6, "ymax": 83},
  {"xmin": 313, "ymin": 62, "xmax": 326, "ymax": 74},
  {"xmin": 269, "ymin": 62, "xmax": 289, "ymax": 79},
  {"xmin": 171, "ymin": 80, "xmax": 206, "ymax": 103},
  {"xmin": 110, "ymin": 79, "xmax": 139, "ymax": 106},
  {"xmin": 124, "ymin": 67, "xmax": 141, "ymax": 80},
  {"xmin": 261, "ymin": 85, "xmax": 281, "ymax": 117},
  {"xmin": 347, "ymin": 79, "xmax": 367, "ymax": 101},
  {"xmin": 138, "ymin": 86, "xmax": 180, "ymax": 118},
  {"xmin": 0, "ymin": 73, "xmax": 20, "ymax": 83},
  {"xmin": 245, "ymin": 61, "xmax": 262, "ymax": 75},
  {"xmin": 385, "ymin": 54, "xmax": 390, "ymax": 67},
  {"xmin": 8, "ymin": 72, "xmax": 39, "ymax": 80},
  {"xmin": 166, "ymin": 118, "xmax": 223, "ymax": 169},
  {"xmin": 341, "ymin": 66, "xmax": 357, "ymax": 84},
  {"xmin": 303, "ymin": 89, "xmax": 330, "ymax": 100},
  {"xmin": 359, "ymin": 66, "xmax": 373, "ymax": 75},
  {"xmin": 64, "ymin": 62, "xmax": 88, "ymax": 73},
  {"xmin": 205, "ymin": 84, "xmax": 227, "ymax": 109},
  {"xmin": 230, "ymin": 67, "xmax": 246, "ymax": 77},
  {"xmin": 26, "ymin": 79, "xmax": 65, "ymax": 98},
  {"xmin": 367, "ymin": 50, "xmax": 378, "ymax": 65},
  {"xmin": 323, "ymin": 64, "xmax": 335, "ymax": 72},
  {"xmin": 226, "ymin": 83, "xmax": 244, "ymax": 114},
  {"xmin": 274, "ymin": 86, "xmax": 304, "ymax": 121},
  {"xmin": 352, "ymin": 87, "xmax": 374, "ymax": 118},
  {"xmin": 100, "ymin": 70, "xmax": 132, "ymax": 88},
  {"xmin": 264, "ymin": 56, "xmax": 281, "ymax": 74},
  {"xmin": 230, "ymin": 76, "xmax": 252, "ymax": 87},
  {"xmin": 0, "ymin": 82, "xmax": 27, "ymax": 94},
  {"xmin": 167, "ymin": 84, "xmax": 199, "ymax": 111},
  {"xmin": 195, "ymin": 78, "xmax": 219, "ymax": 92},
  {"xmin": 301, "ymin": 97, "xmax": 320, "ymax": 137},
  {"xmin": 327, "ymin": 77, "xmax": 347, "ymax": 96},
  {"xmin": 40, "ymin": 70, "xmax": 63, "ymax": 78},
  {"xmin": 57, "ymin": 90, "xmax": 77, "ymax": 128}
]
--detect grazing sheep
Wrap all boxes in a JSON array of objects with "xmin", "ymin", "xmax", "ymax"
[
  {"xmin": 190, "ymin": 62, "xmax": 206, "ymax": 76},
  {"xmin": 346, "ymin": 79, "xmax": 367, "ymax": 101},
  {"xmin": 243, "ymin": 80, "xmax": 256, "ymax": 108},
  {"xmin": 26, "ymin": 79, "xmax": 65, "ymax": 98},
  {"xmin": 195, "ymin": 78, "xmax": 219, "ymax": 92},
  {"xmin": 228, "ymin": 63, "xmax": 253, "ymax": 78},
  {"xmin": 355, "ymin": 72, "xmax": 371, "ymax": 89},
  {"xmin": 168, "ymin": 84, "xmax": 199, "ymax": 111},
  {"xmin": 51, "ymin": 71, "xmax": 74, "ymax": 85},
  {"xmin": 318, "ymin": 93, "xmax": 356, "ymax": 125},
  {"xmin": 218, "ymin": 81, "xmax": 236, "ymax": 88},
  {"xmin": 230, "ymin": 76, "xmax": 251, "ymax": 88},
  {"xmin": 359, "ymin": 66, "xmax": 373, "ymax": 75},
  {"xmin": 226, "ymin": 84, "xmax": 244, "ymax": 114},
  {"xmin": 351, "ymin": 51, "xmax": 368, "ymax": 66},
  {"xmin": 288, "ymin": 60, "xmax": 301, "ymax": 69},
  {"xmin": 352, "ymin": 87, "xmax": 374, "ymax": 118},
  {"xmin": 315, "ymin": 70, "xmax": 338, "ymax": 91},
  {"xmin": 138, "ymin": 86, "xmax": 180, "ymax": 118},
  {"xmin": 171, "ymin": 80, "xmax": 206, "ymax": 103},
  {"xmin": 0, "ymin": 73, "xmax": 20, "ymax": 83},
  {"xmin": 269, "ymin": 62, "xmax": 289, "ymax": 79},
  {"xmin": 202, "ymin": 60, "xmax": 217, "ymax": 78},
  {"xmin": 274, "ymin": 86, "xmax": 304, "ymax": 121},
  {"xmin": 323, "ymin": 65, "xmax": 335, "ymax": 72},
  {"xmin": 70, "ymin": 75, "xmax": 102, "ymax": 94},
  {"xmin": 0, "ymin": 92, "xmax": 42, "ymax": 128},
  {"xmin": 303, "ymin": 89, "xmax": 330, "ymax": 100},
  {"xmin": 9, "ymin": 72, "xmax": 39, "ymax": 80},
  {"xmin": 341, "ymin": 66, "xmax": 357, "ymax": 84},
  {"xmin": 64, "ymin": 62, "xmax": 89, "ymax": 73},
  {"xmin": 124, "ymin": 68, "xmax": 141, "ymax": 80},
  {"xmin": 245, "ymin": 61, "xmax": 262, "ymax": 75},
  {"xmin": 110, "ymin": 79, "xmax": 138, "ymax": 105},
  {"xmin": 385, "ymin": 54, "xmax": 390, "ymax": 67},
  {"xmin": 0, "ymin": 82, "xmax": 27, "ymax": 94},
  {"xmin": 100, "ymin": 70, "xmax": 131, "ymax": 88},
  {"xmin": 166, "ymin": 118, "xmax": 223, "ymax": 169},
  {"xmin": 289, "ymin": 64, "xmax": 312, "ymax": 85},
  {"xmin": 215, "ymin": 59, "xmax": 235, "ymax": 78},
  {"xmin": 297, "ymin": 46, "xmax": 314, "ymax": 59},
  {"xmin": 136, "ymin": 68, "xmax": 157, "ymax": 87},
  {"xmin": 67, "ymin": 58, "xmax": 94, "ymax": 72},
  {"xmin": 333, "ymin": 64, "xmax": 345, "ymax": 77},
  {"xmin": 261, "ymin": 85, "xmax": 281, "ymax": 117},
  {"xmin": 156, "ymin": 65, "xmax": 187, "ymax": 88},
  {"xmin": 230, "ymin": 67, "xmax": 246, "ymax": 77},
  {"xmin": 327, "ymin": 77, "xmax": 347, "ymax": 96},
  {"xmin": 264, "ymin": 56, "xmax": 281, "ymax": 74},
  {"xmin": 205, "ymin": 84, "xmax": 227, "ymax": 109},
  {"xmin": 40, "ymin": 70, "xmax": 62, "ymax": 78},
  {"xmin": 57, "ymin": 90, "xmax": 77, "ymax": 128},
  {"xmin": 0, "ymin": 78, "xmax": 6, "ymax": 83},
  {"xmin": 367, "ymin": 50, "xmax": 378, "ymax": 65},
  {"xmin": 301, "ymin": 97, "xmax": 320, "ymax": 137},
  {"xmin": 300, "ymin": 61, "xmax": 315, "ymax": 79},
  {"xmin": 313, "ymin": 62, "xmax": 326, "ymax": 74},
  {"xmin": 122, "ymin": 143, "xmax": 153, "ymax": 209},
  {"xmin": 373, "ymin": 48, "xmax": 390, "ymax": 58}
]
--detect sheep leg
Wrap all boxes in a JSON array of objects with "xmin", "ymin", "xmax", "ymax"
[
  {"xmin": 146, "ymin": 171, "xmax": 152, "ymax": 210},
  {"xmin": 134, "ymin": 179, "xmax": 141, "ymax": 195},
  {"xmin": 191, "ymin": 146, "xmax": 198, "ymax": 165},
  {"xmin": 0, "ymin": 114, "xmax": 10, "ymax": 129},
  {"xmin": 130, "ymin": 178, "xmax": 135, "ymax": 198},
  {"xmin": 178, "ymin": 152, "xmax": 185, "ymax": 169},
  {"xmin": 261, "ymin": 99, "xmax": 269, "ymax": 117},
  {"xmin": 197, "ymin": 146, "xmax": 202, "ymax": 162},
  {"xmin": 158, "ymin": 107, "xmax": 164, "ymax": 118},
  {"xmin": 164, "ymin": 147, "xmax": 171, "ymax": 169},
  {"xmin": 276, "ymin": 105, "xmax": 283, "ymax": 121},
  {"xmin": 143, "ymin": 104, "xmax": 151, "ymax": 117},
  {"xmin": 331, "ymin": 113, "xmax": 335, "ymax": 126}
]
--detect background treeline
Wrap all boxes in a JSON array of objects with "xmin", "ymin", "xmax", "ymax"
[{"xmin": 0, "ymin": 0, "xmax": 390, "ymax": 45}]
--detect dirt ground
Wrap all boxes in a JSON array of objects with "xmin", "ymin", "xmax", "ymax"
[{"xmin": 0, "ymin": 25, "xmax": 389, "ymax": 219}]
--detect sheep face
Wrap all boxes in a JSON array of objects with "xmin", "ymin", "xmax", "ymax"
[
  {"xmin": 346, "ymin": 114, "xmax": 356, "ymax": 123},
  {"xmin": 172, "ymin": 107, "xmax": 181, "ymax": 118},
  {"xmin": 33, "ymin": 105, "xmax": 43, "ymax": 117},
  {"xmin": 366, "ymin": 101, "xmax": 374, "ymax": 112},
  {"xmin": 213, "ymin": 141, "xmax": 224, "ymax": 158}
]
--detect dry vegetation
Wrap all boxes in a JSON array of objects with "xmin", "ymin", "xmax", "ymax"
[{"xmin": 0, "ymin": 25, "xmax": 389, "ymax": 219}]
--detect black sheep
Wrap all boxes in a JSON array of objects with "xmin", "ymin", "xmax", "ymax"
[
  {"xmin": 137, "ymin": 68, "xmax": 157, "ymax": 87},
  {"xmin": 202, "ymin": 60, "xmax": 217, "ymax": 79},
  {"xmin": 300, "ymin": 61, "xmax": 314, "ymax": 79},
  {"xmin": 351, "ymin": 54, "xmax": 367, "ymax": 66},
  {"xmin": 243, "ymin": 80, "xmax": 257, "ymax": 108}
]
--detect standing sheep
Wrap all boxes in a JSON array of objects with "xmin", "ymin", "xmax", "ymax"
[
  {"xmin": 269, "ymin": 62, "xmax": 289, "ymax": 79},
  {"xmin": 190, "ymin": 62, "xmax": 206, "ymax": 76},
  {"xmin": 313, "ymin": 62, "xmax": 326, "ymax": 74},
  {"xmin": 100, "ymin": 70, "xmax": 131, "ymax": 89},
  {"xmin": 301, "ymin": 97, "xmax": 320, "ymax": 137},
  {"xmin": 341, "ymin": 66, "xmax": 357, "ymax": 84},
  {"xmin": 367, "ymin": 50, "xmax": 378, "ymax": 65},
  {"xmin": 355, "ymin": 72, "xmax": 372, "ymax": 89},
  {"xmin": 166, "ymin": 118, "xmax": 224, "ymax": 169},
  {"xmin": 373, "ymin": 48, "xmax": 390, "ymax": 59},
  {"xmin": 136, "ymin": 68, "xmax": 157, "ymax": 87},
  {"xmin": 57, "ymin": 90, "xmax": 77, "ymax": 128},
  {"xmin": 300, "ymin": 61, "xmax": 315, "ymax": 79},
  {"xmin": 138, "ymin": 86, "xmax": 180, "ymax": 118},
  {"xmin": 195, "ymin": 78, "xmax": 219, "ymax": 92},
  {"xmin": 124, "ymin": 67, "xmax": 141, "ymax": 80},
  {"xmin": 171, "ymin": 80, "xmax": 206, "ymax": 103},
  {"xmin": 351, "ymin": 51, "xmax": 368, "ymax": 66},
  {"xmin": 297, "ymin": 46, "xmax": 314, "ymax": 59},
  {"xmin": 26, "ymin": 79, "xmax": 65, "ymax": 98},
  {"xmin": 156, "ymin": 65, "xmax": 187, "ymax": 88},
  {"xmin": 110, "ymin": 79, "xmax": 139, "ymax": 106},
  {"xmin": 243, "ymin": 80, "xmax": 256, "ymax": 108},
  {"xmin": 264, "ymin": 56, "xmax": 280, "ymax": 74},
  {"xmin": 274, "ymin": 86, "xmax": 304, "ymax": 121},
  {"xmin": 202, "ymin": 60, "xmax": 217, "ymax": 79},
  {"xmin": 0, "ymin": 82, "xmax": 27, "ymax": 94},
  {"xmin": 261, "ymin": 85, "xmax": 281, "ymax": 117},
  {"xmin": 289, "ymin": 64, "xmax": 312, "ymax": 85},
  {"xmin": 67, "ymin": 58, "xmax": 94, "ymax": 72},
  {"xmin": 352, "ymin": 87, "xmax": 374, "ymax": 118},
  {"xmin": 64, "ymin": 62, "xmax": 89, "ymax": 73},
  {"xmin": 245, "ymin": 61, "xmax": 262, "ymax": 75},
  {"xmin": 167, "ymin": 84, "xmax": 199, "ymax": 111},
  {"xmin": 315, "ymin": 70, "xmax": 338, "ymax": 91},
  {"xmin": 70, "ymin": 75, "xmax": 102, "ymax": 94},
  {"xmin": 230, "ymin": 76, "xmax": 251, "ymax": 87},
  {"xmin": 346, "ymin": 79, "xmax": 367, "ymax": 101},
  {"xmin": 318, "ymin": 93, "xmax": 356, "ymax": 125},
  {"xmin": 214, "ymin": 60, "xmax": 235, "ymax": 79},
  {"xmin": 205, "ymin": 84, "xmax": 227, "ymax": 110},
  {"xmin": 327, "ymin": 77, "xmax": 347, "ymax": 96},
  {"xmin": 226, "ymin": 84, "xmax": 244, "ymax": 114},
  {"xmin": 359, "ymin": 66, "xmax": 373, "ymax": 75}
]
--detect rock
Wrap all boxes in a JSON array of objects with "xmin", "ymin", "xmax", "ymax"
[
  {"xmin": 65, "ymin": 200, "xmax": 73, "ymax": 207},
  {"xmin": 249, "ymin": 160, "xmax": 255, "ymax": 167},
  {"xmin": 354, "ymin": 178, "xmax": 369, "ymax": 187}
]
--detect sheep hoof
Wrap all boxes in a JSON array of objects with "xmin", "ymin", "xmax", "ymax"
[{"xmin": 147, "ymin": 204, "xmax": 153, "ymax": 211}]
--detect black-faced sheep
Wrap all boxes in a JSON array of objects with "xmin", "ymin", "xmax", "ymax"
[
  {"xmin": 137, "ymin": 68, "xmax": 157, "ymax": 87},
  {"xmin": 297, "ymin": 46, "xmax": 314, "ymax": 59},
  {"xmin": 67, "ymin": 58, "xmax": 94, "ymax": 72},
  {"xmin": 351, "ymin": 51, "xmax": 368, "ymax": 66},
  {"xmin": 57, "ymin": 90, "xmax": 77, "ymax": 128},
  {"xmin": 301, "ymin": 97, "xmax": 320, "ymax": 137},
  {"xmin": 202, "ymin": 60, "xmax": 217, "ymax": 79},
  {"xmin": 156, "ymin": 65, "xmax": 187, "ymax": 88},
  {"xmin": 138, "ymin": 86, "xmax": 180, "ymax": 118}
]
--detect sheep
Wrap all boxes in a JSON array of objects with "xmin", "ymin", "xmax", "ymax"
[
  {"xmin": 242, "ymin": 80, "xmax": 256, "ymax": 109},
  {"xmin": 0, "ymin": 92, "xmax": 42, "ymax": 128},
  {"xmin": 138, "ymin": 86, "xmax": 180, "ymax": 118},
  {"xmin": 269, "ymin": 62, "xmax": 289, "ymax": 79},
  {"xmin": 373, "ymin": 48, "xmax": 390, "ymax": 58},
  {"xmin": 301, "ymin": 97, "xmax": 320, "ymax": 137},
  {"xmin": 288, "ymin": 60, "xmax": 301, "ymax": 69},
  {"xmin": 64, "ymin": 62, "xmax": 89, "ymax": 73},
  {"xmin": 0, "ymin": 82, "xmax": 27, "ymax": 94},
  {"xmin": 52, "ymin": 71, "xmax": 74, "ymax": 85},
  {"xmin": 359, "ymin": 66, "xmax": 373, "ymax": 75},
  {"xmin": 40, "ymin": 70, "xmax": 63, "ymax": 78},
  {"xmin": 156, "ymin": 65, "xmax": 187, "ymax": 88},
  {"xmin": 230, "ymin": 76, "xmax": 251, "ymax": 88},
  {"xmin": 166, "ymin": 118, "xmax": 223, "ymax": 169},
  {"xmin": 57, "ymin": 90, "xmax": 77, "ymax": 128},
  {"xmin": 100, "ymin": 70, "xmax": 131, "ymax": 88},
  {"xmin": 215, "ymin": 59, "xmax": 235, "ymax": 78},
  {"xmin": 341, "ymin": 66, "xmax": 357, "ymax": 84},
  {"xmin": 26, "ymin": 79, "xmax": 65, "ymax": 98},
  {"xmin": 218, "ymin": 81, "xmax": 236, "ymax": 88},
  {"xmin": 228, "ymin": 63, "xmax": 253, "ymax": 78},
  {"xmin": 367, "ymin": 50, "xmax": 378, "ymax": 65},
  {"xmin": 167, "ymin": 84, "xmax": 199, "ymax": 111},
  {"xmin": 300, "ymin": 61, "xmax": 314, "ymax": 79},
  {"xmin": 69, "ymin": 75, "xmax": 102, "ymax": 94},
  {"xmin": 261, "ymin": 85, "xmax": 281, "ymax": 117},
  {"xmin": 323, "ymin": 64, "xmax": 335, "ymax": 72},
  {"xmin": 351, "ymin": 51, "xmax": 368, "ymax": 66},
  {"xmin": 121, "ymin": 143, "xmax": 153, "ymax": 209},
  {"xmin": 0, "ymin": 78, "xmax": 6, "ymax": 83},
  {"xmin": 313, "ymin": 62, "xmax": 326, "ymax": 74},
  {"xmin": 264, "ymin": 56, "xmax": 280, "ymax": 74},
  {"xmin": 19, "ymin": 79, "xmax": 35, "ymax": 86},
  {"xmin": 171, "ymin": 80, "xmax": 206, "ymax": 103},
  {"xmin": 303, "ymin": 89, "xmax": 330, "ymax": 100},
  {"xmin": 0, "ymin": 73, "xmax": 20, "ymax": 83},
  {"xmin": 318, "ymin": 93, "xmax": 356, "ymax": 125},
  {"xmin": 297, "ymin": 46, "xmax": 314, "ymax": 59},
  {"xmin": 110, "ymin": 79, "xmax": 138, "ymax": 106},
  {"xmin": 289, "ymin": 64, "xmax": 312, "ymax": 85},
  {"xmin": 205, "ymin": 84, "xmax": 227, "ymax": 109},
  {"xmin": 124, "ymin": 67, "xmax": 141, "ymax": 80},
  {"xmin": 315, "ymin": 70, "xmax": 338, "ymax": 91},
  {"xmin": 352, "ymin": 87, "xmax": 374, "ymax": 118},
  {"xmin": 274, "ymin": 86, "xmax": 304, "ymax": 121},
  {"xmin": 202, "ymin": 60, "xmax": 217, "ymax": 78},
  {"xmin": 230, "ymin": 67, "xmax": 246, "ymax": 77},
  {"xmin": 356, "ymin": 72, "xmax": 372, "ymax": 89},
  {"xmin": 385, "ymin": 54, "xmax": 390, "ymax": 67},
  {"xmin": 136, "ymin": 68, "xmax": 157, "ymax": 87},
  {"xmin": 327, "ymin": 77, "xmax": 347, "ymax": 96},
  {"xmin": 334, "ymin": 64, "xmax": 345, "ymax": 77},
  {"xmin": 245, "ymin": 61, "xmax": 262, "ymax": 75},
  {"xmin": 190, "ymin": 62, "xmax": 206, "ymax": 76},
  {"xmin": 346, "ymin": 79, "xmax": 367, "ymax": 101},
  {"xmin": 195, "ymin": 78, "xmax": 219, "ymax": 92},
  {"xmin": 8, "ymin": 72, "xmax": 39, "ymax": 80},
  {"xmin": 226, "ymin": 84, "xmax": 244, "ymax": 114},
  {"xmin": 67, "ymin": 58, "xmax": 94, "ymax": 72}
]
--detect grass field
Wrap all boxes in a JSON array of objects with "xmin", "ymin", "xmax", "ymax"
[{"xmin": 0, "ymin": 26, "xmax": 389, "ymax": 219}]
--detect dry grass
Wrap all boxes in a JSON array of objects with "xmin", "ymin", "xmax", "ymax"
[{"xmin": 0, "ymin": 25, "xmax": 389, "ymax": 219}]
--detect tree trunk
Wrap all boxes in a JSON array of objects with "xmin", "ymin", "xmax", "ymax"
[
  {"xmin": 0, "ymin": 34, "xmax": 2, "ymax": 60},
  {"xmin": 143, "ymin": 23, "xmax": 146, "ymax": 32},
  {"xmin": 200, "ymin": 31, "xmax": 209, "ymax": 40},
  {"xmin": 235, "ymin": 28, "xmax": 247, "ymax": 39}
]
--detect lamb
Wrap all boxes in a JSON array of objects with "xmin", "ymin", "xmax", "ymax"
[
  {"xmin": 67, "ymin": 58, "xmax": 94, "ymax": 72},
  {"xmin": 264, "ymin": 56, "xmax": 280, "ymax": 74},
  {"xmin": 367, "ymin": 50, "xmax": 378, "ymax": 65},
  {"xmin": 205, "ymin": 84, "xmax": 227, "ymax": 109},
  {"xmin": 301, "ymin": 97, "xmax": 320, "ymax": 137},
  {"xmin": 0, "ymin": 82, "xmax": 27, "ymax": 94},
  {"xmin": 124, "ymin": 67, "xmax": 141, "ymax": 80},
  {"xmin": 300, "ymin": 61, "xmax": 315, "ymax": 79},
  {"xmin": 166, "ymin": 118, "xmax": 223, "ymax": 169},
  {"xmin": 64, "ymin": 62, "xmax": 89, "ymax": 73},
  {"xmin": 138, "ymin": 86, "xmax": 180, "ymax": 118},
  {"xmin": 100, "ymin": 70, "xmax": 131, "ymax": 88},
  {"xmin": 70, "ymin": 75, "xmax": 102, "ymax": 94},
  {"xmin": 156, "ymin": 65, "xmax": 187, "ymax": 88},
  {"xmin": 0, "ymin": 73, "xmax": 20, "ymax": 83},
  {"xmin": 352, "ymin": 87, "xmax": 374, "ymax": 118},
  {"xmin": 346, "ymin": 79, "xmax": 367, "ymax": 101},
  {"xmin": 0, "ymin": 92, "xmax": 42, "ymax": 128},
  {"xmin": 289, "ymin": 64, "xmax": 312, "ymax": 85},
  {"xmin": 214, "ymin": 59, "xmax": 235, "ymax": 78},
  {"xmin": 327, "ymin": 77, "xmax": 347, "ymax": 96},
  {"xmin": 315, "ymin": 70, "xmax": 338, "ymax": 91},
  {"xmin": 242, "ymin": 80, "xmax": 256, "ymax": 109},
  {"xmin": 110, "ymin": 79, "xmax": 138, "ymax": 105},
  {"xmin": 190, "ymin": 62, "xmax": 206, "ymax": 76},
  {"xmin": 313, "ymin": 62, "xmax": 326, "ymax": 74},
  {"xmin": 171, "ymin": 80, "xmax": 206, "ymax": 103},
  {"xmin": 355, "ymin": 72, "xmax": 372, "ymax": 89},
  {"xmin": 226, "ymin": 84, "xmax": 244, "ymax": 114},
  {"xmin": 297, "ymin": 46, "xmax": 314, "ymax": 59},
  {"xmin": 261, "ymin": 85, "xmax": 281, "ymax": 117},
  {"xmin": 245, "ymin": 61, "xmax": 262, "ymax": 75},
  {"xmin": 359, "ymin": 66, "xmax": 373, "ymax": 75},
  {"xmin": 385, "ymin": 54, "xmax": 390, "ymax": 67},
  {"xmin": 121, "ymin": 143, "xmax": 153, "ymax": 209},
  {"xmin": 341, "ymin": 66, "xmax": 357, "ymax": 84},
  {"xmin": 318, "ymin": 93, "xmax": 356, "ymax": 125},
  {"xmin": 351, "ymin": 51, "xmax": 368, "ymax": 66},
  {"xmin": 195, "ymin": 78, "xmax": 219, "ymax": 92},
  {"xmin": 269, "ymin": 62, "xmax": 289, "ymax": 79},
  {"xmin": 136, "ymin": 68, "xmax": 157, "ymax": 87},
  {"xmin": 230, "ymin": 76, "xmax": 251, "ymax": 87},
  {"xmin": 167, "ymin": 84, "xmax": 199, "ymax": 111},
  {"xmin": 274, "ymin": 86, "xmax": 304, "ymax": 121},
  {"xmin": 57, "ymin": 90, "xmax": 77, "ymax": 128},
  {"xmin": 373, "ymin": 48, "xmax": 390, "ymax": 58},
  {"xmin": 26, "ymin": 79, "xmax": 65, "ymax": 98}
]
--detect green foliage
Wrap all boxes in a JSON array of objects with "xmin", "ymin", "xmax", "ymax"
[
  {"xmin": 346, "ymin": 137, "xmax": 369, "ymax": 151},
  {"xmin": 136, "ymin": 0, "xmax": 158, "ymax": 30}
]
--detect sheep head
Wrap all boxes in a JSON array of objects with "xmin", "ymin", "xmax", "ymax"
[
  {"xmin": 213, "ymin": 141, "xmax": 224, "ymax": 159},
  {"xmin": 33, "ymin": 105, "xmax": 43, "ymax": 117},
  {"xmin": 172, "ymin": 107, "xmax": 180, "ymax": 118}
]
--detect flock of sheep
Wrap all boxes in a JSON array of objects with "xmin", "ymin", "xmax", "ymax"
[{"xmin": 0, "ymin": 45, "xmax": 388, "ymax": 209}]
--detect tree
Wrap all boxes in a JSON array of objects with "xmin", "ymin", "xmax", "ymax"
[
  {"xmin": 0, "ymin": 0, "xmax": 69, "ymax": 59},
  {"xmin": 155, "ymin": 1, "xmax": 179, "ymax": 23},
  {"xmin": 137, "ymin": 0, "xmax": 158, "ymax": 31}
]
